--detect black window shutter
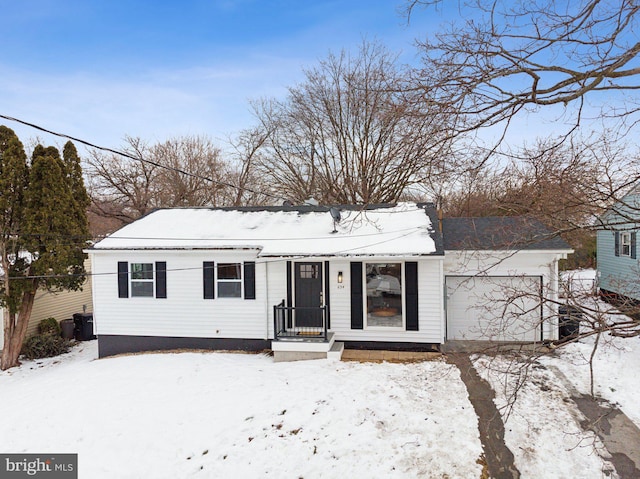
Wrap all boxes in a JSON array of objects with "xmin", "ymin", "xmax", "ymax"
[
  {"xmin": 405, "ymin": 262, "xmax": 419, "ymax": 331},
  {"xmin": 324, "ymin": 260, "xmax": 331, "ymax": 329},
  {"xmin": 350, "ymin": 262, "xmax": 363, "ymax": 330},
  {"xmin": 632, "ymin": 232, "xmax": 637, "ymax": 259},
  {"xmin": 244, "ymin": 262, "xmax": 256, "ymax": 299},
  {"xmin": 155, "ymin": 262, "xmax": 167, "ymax": 299},
  {"xmin": 203, "ymin": 261, "xmax": 215, "ymax": 299},
  {"xmin": 286, "ymin": 261, "xmax": 293, "ymax": 328},
  {"xmin": 614, "ymin": 231, "xmax": 620, "ymax": 256},
  {"xmin": 117, "ymin": 261, "xmax": 128, "ymax": 298}
]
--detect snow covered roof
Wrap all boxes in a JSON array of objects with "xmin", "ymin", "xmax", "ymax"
[{"xmin": 91, "ymin": 202, "xmax": 443, "ymax": 257}]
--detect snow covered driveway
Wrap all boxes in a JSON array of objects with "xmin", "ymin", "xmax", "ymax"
[{"xmin": 0, "ymin": 343, "xmax": 482, "ymax": 478}]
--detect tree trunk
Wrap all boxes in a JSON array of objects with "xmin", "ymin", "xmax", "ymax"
[{"xmin": 0, "ymin": 279, "xmax": 37, "ymax": 370}]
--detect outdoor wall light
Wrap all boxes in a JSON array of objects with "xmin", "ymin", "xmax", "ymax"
[{"xmin": 337, "ymin": 271, "xmax": 343, "ymax": 283}]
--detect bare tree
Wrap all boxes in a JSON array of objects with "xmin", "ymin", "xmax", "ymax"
[
  {"xmin": 87, "ymin": 136, "xmax": 158, "ymax": 225},
  {"xmin": 406, "ymin": 0, "xmax": 640, "ymax": 141},
  {"xmin": 87, "ymin": 135, "xmax": 235, "ymax": 229},
  {"xmin": 152, "ymin": 136, "xmax": 231, "ymax": 207},
  {"xmin": 225, "ymin": 127, "xmax": 274, "ymax": 207},
  {"xmin": 252, "ymin": 41, "xmax": 454, "ymax": 205},
  {"xmin": 439, "ymin": 132, "xmax": 639, "ymax": 267}
]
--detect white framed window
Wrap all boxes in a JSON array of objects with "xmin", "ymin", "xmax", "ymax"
[
  {"xmin": 217, "ymin": 263, "xmax": 242, "ymax": 298},
  {"xmin": 131, "ymin": 263, "xmax": 154, "ymax": 297},
  {"xmin": 364, "ymin": 262, "xmax": 403, "ymax": 328},
  {"xmin": 621, "ymin": 232, "xmax": 632, "ymax": 257}
]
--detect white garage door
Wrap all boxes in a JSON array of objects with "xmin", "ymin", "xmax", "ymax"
[{"xmin": 446, "ymin": 276, "xmax": 542, "ymax": 341}]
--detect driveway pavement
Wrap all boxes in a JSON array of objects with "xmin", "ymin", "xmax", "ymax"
[
  {"xmin": 547, "ymin": 364, "xmax": 640, "ymax": 479},
  {"xmin": 447, "ymin": 353, "xmax": 521, "ymax": 479}
]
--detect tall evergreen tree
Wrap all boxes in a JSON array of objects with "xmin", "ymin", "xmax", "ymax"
[
  {"xmin": 1, "ymin": 131, "xmax": 89, "ymax": 370},
  {"xmin": 0, "ymin": 127, "xmax": 31, "ymax": 370},
  {"xmin": 62, "ymin": 141, "xmax": 91, "ymax": 280}
]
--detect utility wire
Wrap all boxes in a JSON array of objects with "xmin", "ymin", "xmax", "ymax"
[
  {"xmin": 7, "ymin": 229, "xmax": 430, "ymax": 280},
  {"xmin": 7, "ymin": 226, "xmax": 425, "ymax": 242},
  {"xmin": 0, "ymin": 115, "xmax": 436, "ymax": 282},
  {"xmin": 0, "ymin": 114, "xmax": 433, "ymax": 214},
  {"xmin": 0, "ymin": 113, "xmax": 285, "ymax": 203}
]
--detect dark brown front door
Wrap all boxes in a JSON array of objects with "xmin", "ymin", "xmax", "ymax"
[{"xmin": 294, "ymin": 262, "xmax": 323, "ymax": 327}]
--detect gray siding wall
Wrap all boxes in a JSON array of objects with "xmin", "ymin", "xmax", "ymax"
[{"xmin": 597, "ymin": 189, "xmax": 640, "ymax": 300}]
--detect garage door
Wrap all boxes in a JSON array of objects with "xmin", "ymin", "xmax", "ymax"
[{"xmin": 446, "ymin": 276, "xmax": 542, "ymax": 341}]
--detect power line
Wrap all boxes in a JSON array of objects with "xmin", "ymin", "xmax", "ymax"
[
  {"xmin": 7, "ymin": 225, "xmax": 425, "ymax": 243},
  {"xmin": 6, "ymin": 229, "xmax": 432, "ymax": 280},
  {"xmin": 91, "ymin": 227, "xmax": 423, "ymax": 243},
  {"xmin": 0, "ymin": 113, "xmax": 286, "ymax": 203},
  {"xmin": 0, "ymin": 114, "xmax": 434, "ymax": 215}
]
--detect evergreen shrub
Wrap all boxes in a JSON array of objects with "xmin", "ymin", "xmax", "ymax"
[
  {"xmin": 21, "ymin": 335, "xmax": 70, "ymax": 360},
  {"xmin": 38, "ymin": 317, "xmax": 61, "ymax": 336}
]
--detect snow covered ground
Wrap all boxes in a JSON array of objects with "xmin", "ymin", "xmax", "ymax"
[
  {"xmin": 0, "ymin": 343, "xmax": 482, "ymax": 479},
  {"xmin": 1, "ymin": 267, "xmax": 638, "ymax": 478},
  {"xmin": 473, "ymin": 329, "xmax": 640, "ymax": 479},
  {"xmin": 473, "ymin": 269, "xmax": 640, "ymax": 478},
  {"xmin": 474, "ymin": 353, "xmax": 616, "ymax": 478}
]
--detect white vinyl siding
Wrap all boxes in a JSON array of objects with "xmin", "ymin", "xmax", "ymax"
[
  {"xmin": 91, "ymin": 252, "xmax": 267, "ymax": 340},
  {"xmin": 444, "ymin": 250, "xmax": 564, "ymax": 341},
  {"xmin": 327, "ymin": 257, "xmax": 444, "ymax": 344},
  {"xmin": 446, "ymin": 276, "xmax": 542, "ymax": 341}
]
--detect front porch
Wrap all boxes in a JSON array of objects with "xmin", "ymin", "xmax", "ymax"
[{"xmin": 271, "ymin": 301, "xmax": 343, "ymax": 361}]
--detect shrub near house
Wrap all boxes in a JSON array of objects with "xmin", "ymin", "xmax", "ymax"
[{"xmin": 21, "ymin": 318, "xmax": 70, "ymax": 360}]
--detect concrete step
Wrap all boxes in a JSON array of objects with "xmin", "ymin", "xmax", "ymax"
[{"xmin": 327, "ymin": 341, "xmax": 344, "ymax": 361}]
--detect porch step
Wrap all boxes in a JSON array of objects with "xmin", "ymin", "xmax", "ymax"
[
  {"xmin": 272, "ymin": 333, "xmax": 342, "ymax": 362},
  {"xmin": 326, "ymin": 342, "xmax": 344, "ymax": 361}
]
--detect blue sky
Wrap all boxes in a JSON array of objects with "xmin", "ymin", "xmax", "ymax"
[
  {"xmin": 1, "ymin": 0, "xmax": 447, "ymax": 151},
  {"xmin": 2, "ymin": 0, "xmax": 622, "ymax": 156}
]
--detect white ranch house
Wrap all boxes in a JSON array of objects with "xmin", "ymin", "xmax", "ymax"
[{"xmin": 88, "ymin": 203, "xmax": 572, "ymax": 360}]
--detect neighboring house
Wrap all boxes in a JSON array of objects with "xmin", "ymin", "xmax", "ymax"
[
  {"xmin": 597, "ymin": 186, "xmax": 640, "ymax": 301},
  {"xmin": 87, "ymin": 203, "xmax": 572, "ymax": 359},
  {"xmin": 0, "ymin": 260, "xmax": 93, "ymax": 351}
]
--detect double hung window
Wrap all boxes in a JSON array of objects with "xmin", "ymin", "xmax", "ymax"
[
  {"xmin": 131, "ymin": 263, "xmax": 154, "ymax": 297},
  {"xmin": 217, "ymin": 263, "xmax": 242, "ymax": 298}
]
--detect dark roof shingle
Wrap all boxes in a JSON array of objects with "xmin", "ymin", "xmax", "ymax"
[{"xmin": 442, "ymin": 217, "xmax": 571, "ymax": 251}]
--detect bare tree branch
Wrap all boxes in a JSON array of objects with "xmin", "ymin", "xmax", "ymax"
[{"xmin": 407, "ymin": 0, "xmax": 640, "ymax": 141}]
